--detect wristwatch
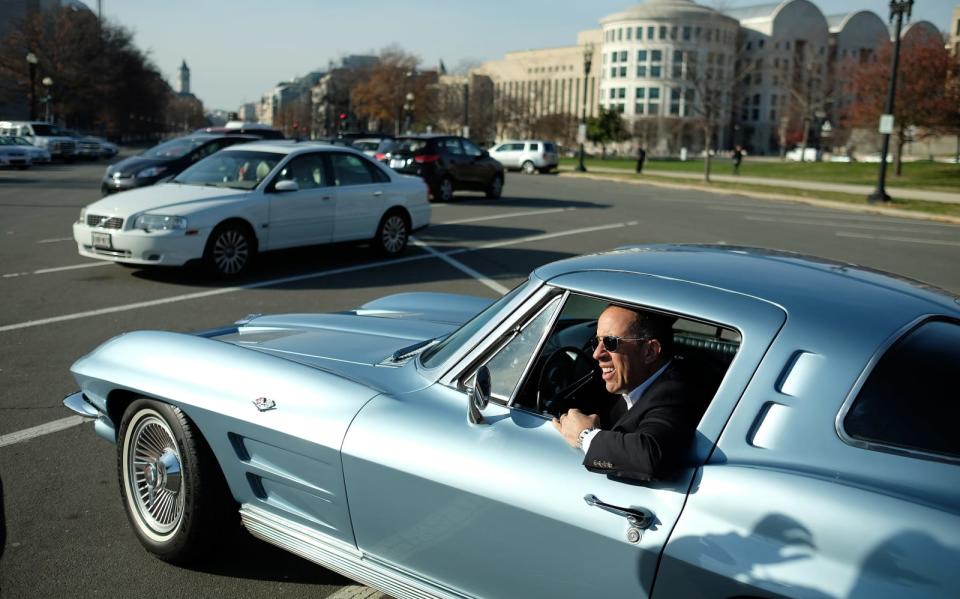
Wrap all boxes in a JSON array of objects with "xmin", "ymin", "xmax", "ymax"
[{"xmin": 577, "ymin": 427, "xmax": 598, "ymax": 450}]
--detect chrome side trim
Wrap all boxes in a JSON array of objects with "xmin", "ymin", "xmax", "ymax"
[{"xmin": 239, "ymin": 505, "xmax": 469, "ymax": 599}]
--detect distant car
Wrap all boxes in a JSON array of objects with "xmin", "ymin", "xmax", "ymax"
[
  {"xmin": 0, "ymin": 120, "xmax": 77, "ymax": 161},
  {"xmin": 0, "ymin": 135, "xmax": 50, "ymax": 164},
  {"xmin": 100, "ymin": 134, "xmax": 258, "ymax": 196},
  {"xmin": 63, "ymin": 245, "xmax": 960, "ymax": 598},
  {"xmin": 90, "ymin": 137, "xmax": 119, "ymax": 159},
  {"xmin": 75, "ymin": 142, "xmax": 431, "ymax": 276},
  {"xmin": 62, "ymin": 129, "xmax": 102, "ymax": 160},
  {"xmin": 0, "ymin": 139, "xmax": 31, "ymax": 169},
  {"xmin": 350, "ymin": 136, "xmax": 391, "ymax": 158},
  {"xmin": 785, "ymin": 147, "xmax": 818, "ymax": 161},
  {"xmin": 382, "ymin": 135, "xmax": 504, "ymax": 202},
  {"xmin": 490, "ymin": 139, "xmax": 559, "ymax": 174}
]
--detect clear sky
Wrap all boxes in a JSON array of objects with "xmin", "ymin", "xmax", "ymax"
[{"xmin": 98, "ymin": 0, "xmax": 955, "ymax": 112}]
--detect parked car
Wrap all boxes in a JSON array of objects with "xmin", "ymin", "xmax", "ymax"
[
  {"xmin": 785, "ymin": 147, "xmax": 818, "ymax": 161},
  {"xmin": 63, "ymin": 245, "xmax": 959, "ymax": 598},
  {"xmin": 75, "ymin": 141, "xmax": 430, "ymax": 276},
  {"xmin": 350, "ymin": 136, "xmax": 392, "ymax": 158},
  {"xmin": 62, "ymin": 129, "xmax": 102, "ymax": 160},
  {"xmin": 0, "ymin": 135, "xmax": 50, "ymax": 165},
  {"xmin": 0, "ymin": 120, "xmax": 77, "ymax": 161},
  {"xmin": 490, "ymin": 139, "xmax": 559, "ymax": 173},
  {"xmin": 0, "ymin": 139, "xmax": 31, "ymax": 169},
  {"xmin": 90, "ymin": 136, "xmax": 119, "ymax": 159},
  {"xmin": 381, "ymin": 134, "xmax": 504, "ymax": 202},
  {"xmin": 101, "ymin": 134, "xmax": 258, "ymax": 195}
]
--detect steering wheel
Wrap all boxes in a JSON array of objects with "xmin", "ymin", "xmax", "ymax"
[{"xmin": 537, "ymin": 344, "xmax": 597, "ymax": 415}]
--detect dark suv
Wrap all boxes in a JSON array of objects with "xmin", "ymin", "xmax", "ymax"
[{"xmin": 380, "ymin": 135, "xmax": 504, "ymax": 202}]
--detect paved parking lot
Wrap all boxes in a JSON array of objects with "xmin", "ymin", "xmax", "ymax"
[{"xmin": 1, "ymin": 160, "xmax": 958, "ymax": 597}]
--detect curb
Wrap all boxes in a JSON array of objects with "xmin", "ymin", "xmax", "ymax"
[{"xmin": 557, "ymin": 171, "xmax": 960, "ymax": 225}]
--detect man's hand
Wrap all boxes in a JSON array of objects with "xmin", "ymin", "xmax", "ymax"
[{"xmin": 552, "ymin": 409, "xmax": 600, "ymax": 448}]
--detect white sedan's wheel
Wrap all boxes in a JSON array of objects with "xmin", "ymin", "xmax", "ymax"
[
  {"xmin": 376, "ymin": 212, "xmax": 409, "ymax": 256},
  {"xmin": 118, "ymin": 399, "xmax": 236, "ymax": 564},
  {"xmin": 521, "ymin": 160, "xmax": 536, "ymax": 174},
  {"xmin": 203, "ymin": 223, "xmax": 255, "ymax": 277}
]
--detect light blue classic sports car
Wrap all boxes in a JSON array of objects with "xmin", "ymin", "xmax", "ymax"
[{"xmin": 65, "ymin": 245, "xmax": 960, "ymax": 598}]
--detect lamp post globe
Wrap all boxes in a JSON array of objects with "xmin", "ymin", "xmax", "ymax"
[{"xmin": 576, "ymin": 43, "xmax": 594, "ymax": 173}]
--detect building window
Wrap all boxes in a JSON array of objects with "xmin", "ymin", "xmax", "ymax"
[
  {"xmin": 651, "ymin": 50, "xmax": 662, "ymax": 61},
  {"xmin": 638, "ymin": 50, "xmax": 647, "ymax": 62},
  {"xmin": 610, "ymin": 88, "xmax": 617, "ymax": 100},
  {"xmin": 752, "ymin": 108, "xmax": 759, "ymax": 120},
  {"xmin": 648, "ymin": 26, "xmax": 655, "ymax": 40},
  {"xmin": 695, "ymin": 26, "xmax": 702, "ymax": 39},
  {"xmin": 635, "ymin": 102, "xmax": 645, "ymax": 115},
  {"xmin": 636, "ymin": 87, "xmax": 646, "ymax": 99},
  {"xmin": 670, "ymin": 88, "xmax": 681, "ymax": 115},
  {"xmin": 611, "ymin": 67, "xmax": 617, "ymax": 78},
  {"xmin": 758, "ymin": 39, "xmax": 765, "ymax": 49},
  {"xmin": 620, "ymin": 50, "xmax": 628, "ymax": 62},
  {"xmin": 684, "ymin": 89, "xmax": 694, "ymax": 116},
  {"xmin": 683, "ymin": 26, "xmax": 691, "ymax": 41},
  {"xmin": 627, "ymin": 27, "xmax": 632, "ymax": 40},
  {"xmin": 651, "ymin": 66, "xmax": 661, "ymax": 78},
  {"xmin": 660, "ymin": 26, "xmax": 667, "ymax": 40},
  {"xmin": 770, "ymin": 109, "xmax": 777, "ymax": 121},
  {"xmin": 618, "ymin": 28, "xmax": 623, "ymax": 41},
  {"xmin": 637, "ymin": 65, "xmax": 647, "ymax": 77},
  {"xmin": 611, "ymin": 52, "xmax": 618, "ymax": 63},
  {"xmin": 636, "ymin": 26, "xmax": 642, "ymax": 40}
]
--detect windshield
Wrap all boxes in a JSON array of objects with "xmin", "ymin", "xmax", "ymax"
[
  {"xmin": 420, "ymin": 279, "xmax": 533, "ymax": 368},
  {"xmin": 31, "ymin": 124, "xmax": 61, "ymax": 136},
  {"xmin": 143, "ymin": 137, "xmax": 208, "ymax": 160},
  {"xmin": 173, "ymin": 150, "xmax": 283, "ymax": 189},
  {"xmin": 392, "ymin": 138, "xmax": 429, "ymax": 154}
]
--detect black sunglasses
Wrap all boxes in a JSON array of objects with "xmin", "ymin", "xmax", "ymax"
[{"xmin": 589, "ymin": 335, "xmax": 649, "ymax": 352}]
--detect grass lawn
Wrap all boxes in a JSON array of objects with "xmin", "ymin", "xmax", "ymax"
[
  {"xmin": 559, "ymin": 157, "xmax": 960, "ymax": 192},
  {"xmin": 565, "ymin": 171, "xmax": 960, "ymax": 219}
]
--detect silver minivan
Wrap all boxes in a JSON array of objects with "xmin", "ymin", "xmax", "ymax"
[{"xmin": 490, "ymin": 139, "xmax": 558, "ymax": 174}]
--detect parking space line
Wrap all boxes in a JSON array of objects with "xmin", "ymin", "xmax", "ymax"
[
  {"xmin": 2, "ymin": 262, "xmax": 112, "ymax": 278},
  {"xmin": 745, "ymin": 215, "xmax": 953, "ymax": 235},
  {"xmin": 439, "ymin": 207, "xmax": 574, "ymax": 225},
  {"xmin": 836, "ymin": 232, "xmax": 960, "ymax": 247},
  {"xmin": 411, "ymin": 238, "xmax": 510, "ymax": 294},
  {"xmin": 0, "ymin": 415, "xmax": 91, "ymax": 449},
  {"xmin": 36, "ymin": 237, "xmax": 74, "ymax": 244},
  {"xmin": 0, "ymin": 221, "xmax": 638, "ymax": 334}
]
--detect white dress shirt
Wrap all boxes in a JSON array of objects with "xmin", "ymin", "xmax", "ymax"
[{"xmin": 580, "ymin": 360, "xmax": 672, "ymax": 455}]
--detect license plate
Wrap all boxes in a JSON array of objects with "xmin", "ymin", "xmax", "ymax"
[
  {"xmin": 389, "ymin": 158, "xmax": 407, "ymax": 169},
  {"xmin": 92, "ymin": 232, "xmax": 112, "ymax": 249}
]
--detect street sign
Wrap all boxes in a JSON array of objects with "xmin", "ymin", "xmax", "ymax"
[
  {"xmin": 878, "ymin": 114, "xmax": 894, "ymax": 134},
  {"xmin": 577, "ymin": 123, "xmax": 587, "ymax": 144}
]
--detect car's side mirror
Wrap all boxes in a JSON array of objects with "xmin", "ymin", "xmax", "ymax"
[
  {"xmin": 481, "ymin": 150, "xmax": 490, "ymax": 158},
  {"xmin": 468, "ymin": 365, "xmax": 491, "ymax": 425},
  {"xmin": 274, "ymin": 179, "xmax": 299, "ymax": 192}
]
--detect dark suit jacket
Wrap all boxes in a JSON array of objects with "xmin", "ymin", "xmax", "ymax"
[{"xmin": 583, "ymin": 360, "xmax": 714, "ymax": 482}]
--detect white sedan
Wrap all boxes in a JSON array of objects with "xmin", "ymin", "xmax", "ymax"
[{"xmin": 73, "ymin": 141, "xmax": 431, "ymax": 277}]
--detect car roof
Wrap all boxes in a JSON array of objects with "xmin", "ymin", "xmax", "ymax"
[
  {"xmin": 534, "ymin": 244, "xmax": 960, "ymax": 318},
  {"xmin": 220, "ymin": 140, "xmax": 370, "ymax": 156}
]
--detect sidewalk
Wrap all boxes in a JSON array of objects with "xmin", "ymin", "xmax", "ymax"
[{"xmin": 559, "ymin": 165, "xmax": 960, "ymax": 204}]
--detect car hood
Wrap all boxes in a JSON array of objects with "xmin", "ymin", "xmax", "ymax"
[
  {"xmin": 211, "ymin": 292, "xmax": 494, "ymax": 391},
  {"xmin": 107, "ymin": 156, "xmax": 171, "ymax": 178},
  {"xmin": 83, "ymin": 183, "xmax": 250, "ymax": 217}
]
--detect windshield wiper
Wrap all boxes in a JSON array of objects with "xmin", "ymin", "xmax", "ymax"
[{"xmin": 392, "ymin": 337, "xmax": 438, "ymax": 362}]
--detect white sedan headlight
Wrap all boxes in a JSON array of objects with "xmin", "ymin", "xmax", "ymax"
[
  {"xmin": 133, "ymin": 214, "xmax": 187, "ymax": 231},
  {"xmin": 78, "ymin": 207, "xmax": 86, "ymax": 224}
]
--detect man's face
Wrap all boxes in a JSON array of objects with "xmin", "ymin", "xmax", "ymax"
[{"xmin": 592, "ymin": 306, "xmax": 657, "ymax": 395}]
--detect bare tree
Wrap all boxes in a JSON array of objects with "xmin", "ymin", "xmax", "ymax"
[{"xmin": 782, "ymin": 42, "xmax": 836, "ymax": 162}]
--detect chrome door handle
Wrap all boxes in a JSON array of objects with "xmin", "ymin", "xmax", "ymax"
[
  {"xmin": 584, "ymin": 494, "xmax": 653, "ymax": 528},
  {"xmin": 321, "ymin": 195, "xmax": 332, "ymax": 200},
  {"xmin": 372, "ymin": 191, "xmax": 383, "ymax": 197}
]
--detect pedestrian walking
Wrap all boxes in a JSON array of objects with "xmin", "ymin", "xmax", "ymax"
[
  {"xmin": 732, "ymin": 145, "xmax": 743, "ymax": 175},
  {"xmin": 635, "ymin": 146, "xmax": 647, "ymax": 174}
]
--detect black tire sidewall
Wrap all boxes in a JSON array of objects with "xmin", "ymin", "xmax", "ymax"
[
  {"xmin": 486, "ymin": 175, "xmax": 503, "ymax": 199},
  {"xmin": 376, "ymin": 211, "xmax": 409, "ymax": 256},
  {"xmin": 203, "ymin": 223, "xmax": 254, "ymax": 278}
]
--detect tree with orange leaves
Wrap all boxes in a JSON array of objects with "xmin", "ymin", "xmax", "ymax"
[{"xmin": 846, "ymin": 29, "xmax": 959, "ymax": 175}]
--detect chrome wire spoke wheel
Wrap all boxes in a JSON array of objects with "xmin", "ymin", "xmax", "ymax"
[
  {"xmin": 125, "ymin": 411, "xmax": 184, "ymax": 538},
  {"xmin": 380, "ymin": 215, "xmax": 407, "ymax": 254},
  {"xmin": 440, "ymin": 178, "xmax": 454, "ymax": 202},
  {"xmin": 212, "ymin": 230, "xmax": 249, "ymax": 274}
]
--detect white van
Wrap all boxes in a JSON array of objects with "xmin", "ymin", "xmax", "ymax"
[
  {"xmin": 490, "ymin": 140, "xmax": 559, "ymax": 174},
  {"xmin": 0, "ymin": 121, "xmax": 77, "ymax": 161}
]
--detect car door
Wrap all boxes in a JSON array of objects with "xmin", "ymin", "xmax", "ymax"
[
  {"xmin": 491, "ymin": 143, "xmax": 518, "ymax": 168},
  {"xmin": 264, "ymin": 152, "xmax": 334, "ymax": 249},
  {"xmin": 438, "ymin": 137, "xmax": 469, "ymax": 186},
  {"xmin": 462, "ymin": 138, "xmax": 496, "ymax": 186},
  {"xmin": 328, "ymin": 151, "xmax": 390, "ymax": 242},
  {"xmin": 342, "ymin": 272, "xmax": 786, "ymax": 598}
]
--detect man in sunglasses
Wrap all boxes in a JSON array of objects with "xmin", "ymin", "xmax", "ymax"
[{"xmin": 552, "ymin": 304, "xmax": 711, "ymax": 481}]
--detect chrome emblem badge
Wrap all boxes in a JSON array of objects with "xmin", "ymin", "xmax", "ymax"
[{"xmin": 253, "ymin": 397, "xmax": 276, "ymax": 412}]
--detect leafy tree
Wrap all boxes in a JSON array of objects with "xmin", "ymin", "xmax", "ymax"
[
  {"xmin": 587, "ymin": 107, "xmax": 627, "ymax": 159},
  {"xmin": 846, "ymin": 29, "xmax": 956, "ymax": 175},
  {"xmin": 351, "ymin": 47, "xmax": 434, "ymax": 134}
]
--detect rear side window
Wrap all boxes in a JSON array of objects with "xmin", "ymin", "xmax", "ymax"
[
  {"xmin": 441, "ymin": 138, "xmax": 464, "ymax": 155},
  {"xmin": 843, "ymin": 319, "xmax": 960, "ymax": 460},
  {"xmin": 330, "ymin": 153, "xmax": 375, "ymax": 186},
  {"xmin": 528, "ymin": 143, "xmax": 540, "ymax": 152},
  {"xmin": 544, "ymin": 142, "xmax": 556, "ymax": 152}
]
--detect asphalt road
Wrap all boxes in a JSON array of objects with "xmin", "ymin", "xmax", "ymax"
[{"xmin": 0, "ymin": 158, "xmax": 958, "ymax": 597}]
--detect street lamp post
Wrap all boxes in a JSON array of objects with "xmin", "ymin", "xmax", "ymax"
[
  {"xmin": 26, "ymin": 52, "xmax": 38, "ymax": 121},
  {"xmin": 576, "ymin": 42, "xmax": 594, "ymax": 173},
  {"xmin": 868, "ymin": 0, "xmax": 914, "ymax": 204},
  {"xmin": 41, "ymin": 77, "xmax": 53, "ymax": 122},
  {"xmin": 403, "ymin": 92, "xmax": 415, "ymax": 134}
]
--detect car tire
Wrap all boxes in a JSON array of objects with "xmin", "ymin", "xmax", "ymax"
[
  {"xmin": 203, "ymin": 222, "xmax": 256, "ymax": 278},
  {"xmin": 117, "ymin": 398, "xmax": 236, "ymax": 564},
  {"xmin": 521, "ymin": 160, "xmax": 536, "ymax": 175},
  {"xmin": 375, "ymin": 210, "xmax": 409, "ymax": 256},
  {"xmin": 433, "ymin": 177, "xmax": 454, "ymax": 203},
  {"xmin": 485, "ymin": 174, "xmax": 504, "ymax": 199}
]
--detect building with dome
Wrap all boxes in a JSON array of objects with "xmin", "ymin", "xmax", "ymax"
[{"xmin": 475, "ymin": 0, "xmax": 944, "ymax": 155}]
